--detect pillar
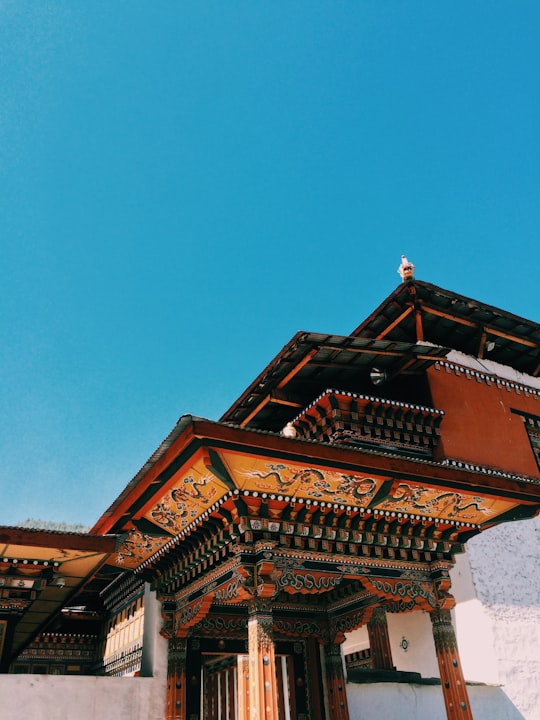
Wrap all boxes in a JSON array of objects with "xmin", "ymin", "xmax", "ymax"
[
  {"xmin": 166, "ymin": 637, "xmax": 187, "ymax": 720},
  {"xmin": 247, "ymin": 599, "xmax": 279, "ymax": 720},
  {"xmin": 140, "ymin": 583, "xmax": 168, "ymax": 678},
  {"xmin": 237, "ymin": 655, "xmax": 251, "ymax": 720},
  {"xmin": 323, "ymin": 638, "xmax": 350, "ymax": 720},
  {"xmin": 430, "ymin": 609, "xmax": 473, "ymax": 720},
  {"xmin": 366, "ymin": 606, "xmax": 394, "ymax": 670}
]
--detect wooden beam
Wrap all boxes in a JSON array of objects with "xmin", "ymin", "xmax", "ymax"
[
  {"xmin": 375, "ymin": 305, "xmax": 414, "ymax": 340},
  {"xmin": 239, "ymin": 394, "xmax": 271, "ymax": 427},
  {"xmin": 0, "ymin": 528, "xmax": 117, "ymax": 554},
  {"xmin": 488, "ymin": 326, "xmax": 538, "ymax": 348},
  {"xmin": 277, "ymin": 348, "xmax": 318, "ymax": 389},
  {"xmin": 421, "ymin": 305, "xmax": 477, "ymax": 328},
  {"xmin": 387, "ymin": 355, "xmax": 419, "ymax": 378},
  {"xmin": 240, "ymin": 349, "xmax": 318, "ymax": 427},
  {"xmin": 415, "ymin": 307, "xmax": 424, "ymax": 342},
  {"xmin": 269, "ymin": 390, "xmax": 304, "ymax": 408},
  {"xmin": 422, "ymin": 306, "xmax": 538, "ymax": 348},
  {"xmin": 317, "ymin": 345, "xmax": 405, "ymax": 358},
  {"xmin": 478, "ymin": 330, "xmax": 488, "ymax": 359},
  {"xmin": 308, "ymin": 354, "xmax": 440, "ymax": 372}
]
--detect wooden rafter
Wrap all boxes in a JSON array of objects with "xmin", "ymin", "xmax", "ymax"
[
  {"xmin": 277, "ymin": 348, "xmax": 318, "ymax": 389},
  {"xmin": 239, "ymin": 349, "xmax": 318, "ymax": 427},
  {"xmin": 415, "ymin": 307, "xmax": 424, "ymax": 342},
  {"xmin": 478, "ymin": 330, "xmax": 488, "ymax": 359},
  {"xmin": 269, "ymin": 390, "xmax": 304, "ymax": 408},
  {"xmin": 421, "ymin": 305, "xmax": 538, "ymax": 349},
  {"xmin": 307, "ymin": 353, "xmax": 443, "ymax": 372},
  {"xmin": 239, "ymin": 394, "xmax": 271, "ymax": 427},
  {"xmin": 318, "ymin": 344, "xmax": 409, "ymax": 358},
  {"xmin": 375, "ymin": 305, "xmax": 414, "ymax": 340}
]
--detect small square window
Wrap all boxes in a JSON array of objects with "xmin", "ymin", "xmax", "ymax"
[
  {"xmin": 511, "ymin": 408, "xmax": 540, "ymax": 472},
  {"xmin": 527, "ymin": 429, "xmax": 540, "ymax": 470}
]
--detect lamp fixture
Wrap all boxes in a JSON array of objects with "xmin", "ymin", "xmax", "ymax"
[{"xmin": 370, "ymin": 367, "xmax": 387, "ymax": 386}]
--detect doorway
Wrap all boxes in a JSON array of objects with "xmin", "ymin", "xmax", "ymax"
[{"xmin": 201, "ymin": 653, "xmax": 297, "ymax": 720}]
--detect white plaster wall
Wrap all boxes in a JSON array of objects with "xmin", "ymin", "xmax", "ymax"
[
  {"xmin": 0, "ymin": 586, "xmax": 169, "ymax": 720},
  {"xmin": 140, "ymin": 584, "xmax": 169, "ymax": 678},
  {"xmin": 346, "ymin": 682, "xmax": 525, "ymax": 720},
  {"xmin": 451, "ymin": 552, "xmax": 501, "ymax": 685},
  {"xmin": 386, "ymin": 610, "xmax": 439, "ymax": 677},
  {"xmin": 452, "ymin": 596, "xmax": 500, "ymax": 685},
  {"xmin": 342, "ymin": 623, "xmax": 369, "ymax": 657},
  {"xmin": 0, "ymin": 675, "xmax": 166, "ymax": 720},
  {"xmin": 342, "ymin": 610, "xmax": 440, "ymax": 678},
  {"xmin": 463, "ymin": 516, "xmax": 540, "ymax": 720}
]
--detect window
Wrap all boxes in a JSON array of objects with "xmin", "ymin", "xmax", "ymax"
[{"xmin": 511, "ymin": 409, "xmax": 540, "ymax": 471}]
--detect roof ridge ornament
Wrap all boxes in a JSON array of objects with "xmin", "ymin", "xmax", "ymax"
[{"xmin": 398, "ymin": 255, "xmax": 415, "ymax": 282}]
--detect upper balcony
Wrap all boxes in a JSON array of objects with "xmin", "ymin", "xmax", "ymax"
[{"xmin": 289, "ymin": 390, "xmax": 444, "ymax": 459}]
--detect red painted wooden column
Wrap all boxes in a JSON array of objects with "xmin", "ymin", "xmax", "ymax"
[
  {"xmin": 323, "ymin": 636, "xmax": 350, "ymax": 720},
  {"xmin": 430, "ymin": 609, "xmax": 474, "ymax": 720},
  {"xmin": 237, "ymin": 655, "xmax": 251, "ymax": 720},
  {"xmin": 166, "ymin": 637, "xmax": 187, "ymax": 720},
  {"xmin": 367, "ymin": 607, "xmax": 395, "ymax": 670},
  {"xmin": 247, "ymin": 599, "xmax": 279, "ymax": 720}
]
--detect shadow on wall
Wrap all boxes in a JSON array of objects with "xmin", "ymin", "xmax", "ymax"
[
  {"xmin": 466, "ymin": 517, "xmax": 540, "ymax": 608},
  {"xmin": 464, "ymin": 515, "xmax": 540, "ymax": 720}
]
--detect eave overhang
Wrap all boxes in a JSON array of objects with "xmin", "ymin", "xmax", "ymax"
[
  {"xmin": 90, "ymin": 418, "xmax": 540, "ymax": 574},
  {"xmin": 0, "ymin": 528, "xmax": 117, "ymax": 663},
  {"xmin": 352, "ymin": 280, "xmax": 540, "ymax": 377},
  {"xmin": 220, "ymin": 334, "xmax": 450, "ymax": 431}
]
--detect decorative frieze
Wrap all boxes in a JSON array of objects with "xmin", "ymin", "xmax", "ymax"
[{"xmin": 290, "ymin": 389, "xmax": 444, "ymax": 459}]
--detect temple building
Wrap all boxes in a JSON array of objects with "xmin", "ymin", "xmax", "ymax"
[{"xmin": 1, "ymin": 262, "xmax": 540, "ymax": 720}]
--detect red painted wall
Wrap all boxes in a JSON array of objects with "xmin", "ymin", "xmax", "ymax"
[{"xmin": 427, "ymin": 364, "xmax": 540, "ymax": 478}]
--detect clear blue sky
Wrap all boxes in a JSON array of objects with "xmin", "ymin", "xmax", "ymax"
[{"xmin": 1, "ymin": 2, "xmax": 539, "ymax": 527}]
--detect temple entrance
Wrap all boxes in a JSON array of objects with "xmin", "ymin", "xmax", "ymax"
[{"xmin": 202, "ymin": 653, "xmax": 298, "ymax": 720}]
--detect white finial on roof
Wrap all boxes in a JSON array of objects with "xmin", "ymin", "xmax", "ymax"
[{"xmin": 397, "ymin": 255, "xmax": 415, "ymax": 282}]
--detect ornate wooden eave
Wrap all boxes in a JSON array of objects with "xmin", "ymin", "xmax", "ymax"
[
  {"xmin": 0, "ymin": 528, "xmax": 117, "ymax": 668},
  {"xmin": 86, "ymin": 416, "xmax": 540, "ymax": 642},
  {"xmin": 94, "ymin": 417, "xmax": 540, "ymax": 540}
]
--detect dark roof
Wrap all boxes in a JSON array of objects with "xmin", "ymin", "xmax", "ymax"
[
  {"xmin": 221, "ymin": 279, "xmax": 540, "ymax": 431},
  {"xmin": 352, "ymin": 280, "xmax": 540, "ymax": 376},
  {"xmin": 220, "ymin": 333, "xmax": 448, "ymax": 431}
]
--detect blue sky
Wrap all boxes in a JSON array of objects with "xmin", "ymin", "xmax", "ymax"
[{"xmin": 1, "ymin": 1, "xmax": 539, "ymax": 527}]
